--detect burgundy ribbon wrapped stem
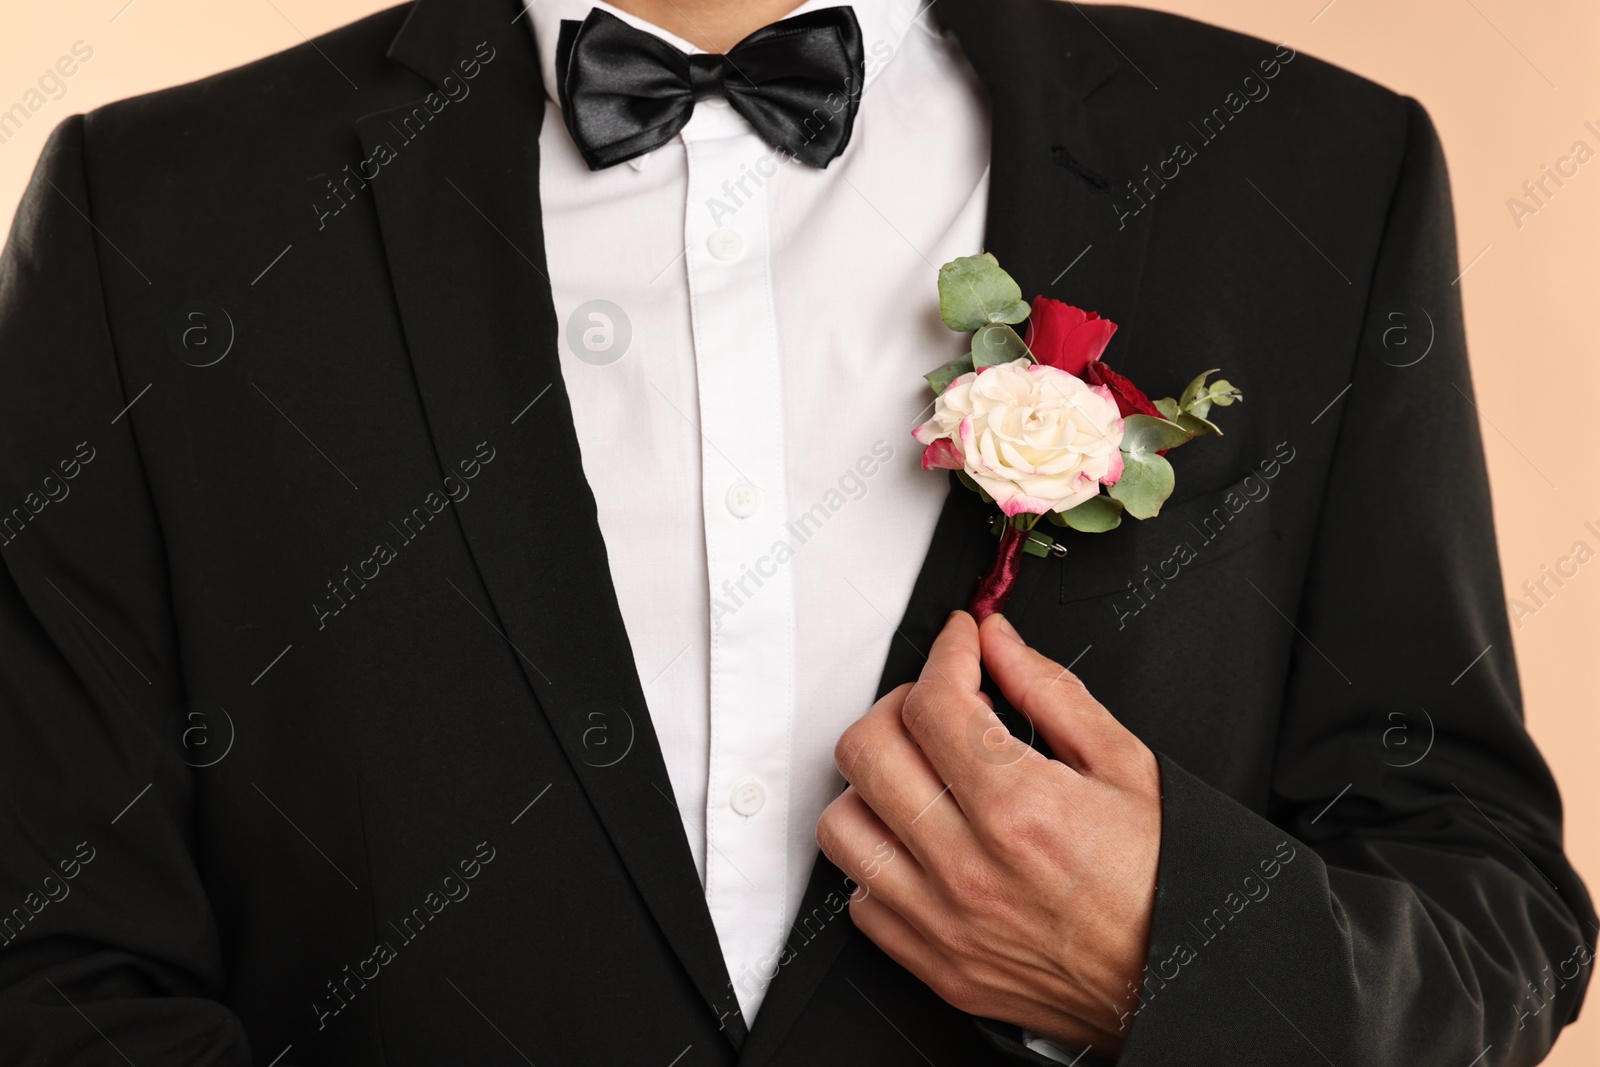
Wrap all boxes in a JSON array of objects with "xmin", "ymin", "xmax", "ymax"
[{"xmin": 969, "ymin": 523, "xmax": 1029, "ymax": 621}]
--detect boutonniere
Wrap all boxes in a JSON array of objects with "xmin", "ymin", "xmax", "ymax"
[{"xmin": 913, "ymin": 254, "xmax": 1242, "ymax": 620}]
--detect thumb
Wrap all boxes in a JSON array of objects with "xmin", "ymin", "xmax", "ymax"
[{"xmin": 978, "ymin": 613, "xmax": 1126, "ymax": 773}]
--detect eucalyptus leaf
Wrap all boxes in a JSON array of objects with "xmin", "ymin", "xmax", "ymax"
[
  {"xmin": 1120, "ymin": 414, "xmax": 1193, "ymax": 454},
  {"xmin": 972, "ymin": 323, "xmax": 1031, "ymax": 368},
  {"xmin": 1206, "ymin": 379, "xmax": 1242, "ymax": 407},
  {"xmin": 1053, "ymin": 494, "xmax": 1124, "ymax": 533},
  {"xmin": 1107, "ymin": 451, "xmax": 1176, "ymax": 519},
  {"xmin": 925, "ymin": 354, "xmax": 975, "ymax": 395},
  {"xmin": 1153, "ymin": 397, "xmax": 1181, "ymax": 421},
  {"xmin": 1179, "ymin": 373, "xmax": 1243, "ymax": 420},
  {"xmin": 1176, "ymin": 411, "xmax": 1222, "ymax": 437},
  {"xmin": 938, "ymin": 254, "xmax": 1031, "ymax": 332},
  {"xmin": 1178, "ymin": 368, "xmax": 1222, "ymax": 416}
]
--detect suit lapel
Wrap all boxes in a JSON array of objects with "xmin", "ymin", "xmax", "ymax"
[
  {"xmin": 737, "ymin": 0, "xmax": 1159, "ymax": 1058},
  {"xmin": 954, "ymin": 0, "xmax": 1159, "ymax": 366},
  {"xmin": 365, "ymin": 0, "xmax": 746, "ymax": 1046}
]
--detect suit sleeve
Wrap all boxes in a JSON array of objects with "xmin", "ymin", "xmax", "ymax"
[
  {"xmin": 1111, "ymin": 97, "xmax": 1597, "ymax": 1065},
  {"xmin": 0, "ymin": 117, "xmax": 252, "ymax": 1064}
]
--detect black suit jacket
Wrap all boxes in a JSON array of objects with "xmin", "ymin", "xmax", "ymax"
[{"xmin": 0, "ymin": 0, "xmax": 1592, "ymax": 1063}]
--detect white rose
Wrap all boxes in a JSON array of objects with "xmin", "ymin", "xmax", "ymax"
[{"xmin": 914, "ymin": 358, "xmax": 1125, "ymax": 517}]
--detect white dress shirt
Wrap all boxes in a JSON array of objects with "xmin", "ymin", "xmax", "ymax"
[{"xmin": 526, "ymin": 0, "xmax": 990, "ymax": 1023}]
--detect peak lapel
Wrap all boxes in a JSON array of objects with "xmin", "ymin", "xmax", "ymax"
[
  {"xmin": 944, "ymin": 0, "xmax": 1158, "ymax": 364},
  {"xmin": 737, "ymin": 0, "xmax": 1160, "ymax": 1058},
  {"xmin": 362, "ymin": 0, "xmax": 745, "ymax": 1046}
]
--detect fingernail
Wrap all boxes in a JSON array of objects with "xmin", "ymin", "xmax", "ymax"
[{"xmin": 992, "ymin": 613, "xmax": 1022, "ymax": 643}]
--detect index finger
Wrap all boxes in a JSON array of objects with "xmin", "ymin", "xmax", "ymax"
[
  {"xmin": 918, "ymin": 610, "xmax": 982, "ymax": 694},
  {"xmin": 902, "ymin": 611, "xmax": 1037, "ymax": 800}
]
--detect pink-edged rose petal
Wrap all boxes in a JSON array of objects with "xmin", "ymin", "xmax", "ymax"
[
  {"xmin": 920, "ymin": 436, "xmax": 964, "ymax": 471},
  {"xmin": 1100, "ymin": 449, "xmax": 1124, "ymax": 486},
  {"xmin": 997, "ymin": 492, "xmax": 1053, "ymax": 517}
]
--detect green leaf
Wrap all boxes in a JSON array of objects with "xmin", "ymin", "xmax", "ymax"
[
  {"xmin": 1120, "ymin": 413, "xmax": 1193, "ymax": 454},
  {"xmin": 1176, "ymin": 411, "xmax": 1223, "ymax": 437},
  {"xmin": 1206, "ymin": 379, "xmax": 1242, "ymax": 407},
  {"xmin": 971, "ymin": 323, "xmax": 1031, "ymax": 368},
  {"xmin": 925, "ymin": 354, "xmax": 975, "ymax": 395},
  {"xmin": 1153, "ymin": 397, "xmax": 1181, "ymax": 421},
  {"xmin": 938, "ymin": 254, "xmax": 1031, "ymax": 332},
  {"xmin": 1051, "ymin": 494, "xmax": 1124, "ymax": 533},
  {"xmin": 1178, "ymin": 370, "xmax": 1243, "ymax": 420},
  {"xmin": 1178, "ymin": 368, "xmax": 1222, "ymax": 417},
  {"xmin": 1107, "ymin": 450, "xmax": 1176, "ymax": 519},
  {"xmin": 957, "ymin": 470, "xmax": 992, "ymax": 503}
]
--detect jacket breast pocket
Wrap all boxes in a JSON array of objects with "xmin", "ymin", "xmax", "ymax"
[{"xmin": 1050, "ymin": 469, "xmax": 1281, "ymax": 606}]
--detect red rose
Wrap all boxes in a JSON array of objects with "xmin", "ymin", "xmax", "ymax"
[
  {"xmin": 1082, "ymin": 360, "xmax": 1161, "ymax": 419},
  {"xmin": 1023, "ymin": 296, "xmax": 1118, "ymax": 377}
]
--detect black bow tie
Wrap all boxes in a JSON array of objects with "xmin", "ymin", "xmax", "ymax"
[{"xmin": 554, "ymin": 7, "xmax": 865, "ymax": 171}]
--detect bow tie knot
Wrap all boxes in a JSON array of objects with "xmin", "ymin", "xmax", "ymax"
[
  {"xmin": 687, "ymin": 53, "xmax": 732, "ymax": 99},
  {"xmin": 555, "ymin": 6, "xmax": 866, "ymax": 171}
]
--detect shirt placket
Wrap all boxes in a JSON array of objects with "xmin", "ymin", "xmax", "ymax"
[{"xmin": 680, "ymin": 105, "xmax": 796, "ymax": 1021}]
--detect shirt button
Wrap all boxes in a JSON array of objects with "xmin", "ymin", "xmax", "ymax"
[
  {"xmin": 725, "ymin": 481, "xmax": 760, "ymax": 517},
  {"xmin": 707, "ymin": 229, "xmax": 745, "ymax": 262},
  {"xmin": 730, "ymin": 779, "xmax": 766, "ymax": 816}
]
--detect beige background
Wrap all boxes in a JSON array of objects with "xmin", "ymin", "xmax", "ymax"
[{"xmin": 3, "ymin": 0, "xmax": 1596, "ymax": 1060}]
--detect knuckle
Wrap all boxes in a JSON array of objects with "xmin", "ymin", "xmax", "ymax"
[
  {"xmin": 834, "ymin": 721, "xmax": 879, "ymax": 779},
  {"xmin": 815, "ymin": 802, "xmax": 849, "ymax": 856},
  {"xmin": 899, "ymin": 682, "xmax": 935, "ymax": 733},
  {"xmin": 940, "ymin": 853, "xmax": 1008, "ymax": 910},
  {"xmin": 982, "ymin": 796, "xmax": 1056, "ymax": 860},
  {"xmin": 902, "ymin": 678, "xmax": 963, "ymax": 736},
  {"xmin": 838, "ymin": 684, "xmax": 915, "ymax": 778},
  {"xmin": 1026, "ymin": 667, "xmax": 1086, "ymax": 713}
]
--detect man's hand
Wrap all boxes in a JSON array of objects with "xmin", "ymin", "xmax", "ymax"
[{"xmin": 817, "ymin": 611, "xmax": 1162, "ymax": 1054}]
